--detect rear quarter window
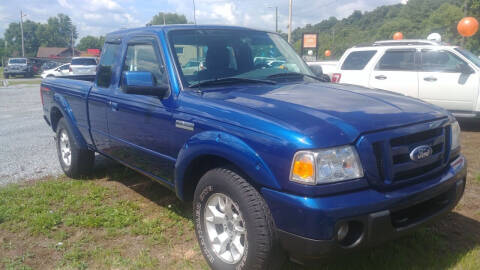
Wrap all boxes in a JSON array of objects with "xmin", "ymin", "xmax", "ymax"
[
  {"xmin": 375, "ymin": 50, "xmax": 416, "ymax": 71},
  {"xmin": 71, "ymin": 58, "xmax": 97, "ymax": 65},
  {"xmin": 341, "ymin": 50, "xmax": 377, "ymax": 70}
]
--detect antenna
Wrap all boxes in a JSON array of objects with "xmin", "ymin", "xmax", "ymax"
[{"xmin": 192, "ymin": 0, "xmax": 197, "ymax": 24}]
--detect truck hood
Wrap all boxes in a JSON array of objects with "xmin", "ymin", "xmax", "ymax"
[{"xmin": 201, "ymin": 82, "xmax": 447, "ymax": 145}]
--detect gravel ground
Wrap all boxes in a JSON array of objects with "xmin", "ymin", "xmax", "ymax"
[{"xmin": 0, "ymin": 83, "xmax": 62, "ymax": 185}]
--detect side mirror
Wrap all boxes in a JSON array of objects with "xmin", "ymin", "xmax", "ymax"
[
  {"xmin": 122, "ymin": 71, "xmax": 168, "ymax": 98},
  {"xmin": 459, "ymin": 63, "xmax": 474, "ymax": 74},
  {"xmin": 309, "ymin": 64, "xmax": 323, "ymax": 77}
]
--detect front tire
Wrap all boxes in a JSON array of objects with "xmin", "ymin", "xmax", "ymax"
[
  {"xmin": 55, "ymin": 118, "xmax": 94, "ymax": 178},
  {"xmin": 193, "ymin": 167, "xmax": 285, "ymax": 270}
]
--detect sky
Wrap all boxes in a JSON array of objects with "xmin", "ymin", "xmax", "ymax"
[{"xmin": 0, "ymin": 0, "xmax": 408, "ymax": 40}]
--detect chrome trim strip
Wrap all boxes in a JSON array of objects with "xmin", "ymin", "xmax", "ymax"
[{"xmin": 175, "ymin": 120, "xmax": 194, "ymax": 131}]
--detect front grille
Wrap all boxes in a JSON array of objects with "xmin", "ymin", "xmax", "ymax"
[{"xmin": 369, "ymin": 122, "xmax": 450, "ymax": 188}]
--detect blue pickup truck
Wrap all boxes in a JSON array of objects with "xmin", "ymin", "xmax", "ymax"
[{"xmin": 41, "ymin": 25, "xmax": 466, "ymax": 269}]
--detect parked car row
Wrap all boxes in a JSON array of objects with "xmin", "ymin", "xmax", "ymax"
[
  {"xmin": 40, "ymin": 57, "xmax": 98, "ymax": 78},
  {"xmin": 2, "ymin": 57, "xmax": 98, "ymax": 79}
]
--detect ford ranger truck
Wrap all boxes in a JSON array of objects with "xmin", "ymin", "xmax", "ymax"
[{"xmin": 40, "ymin": 25, "xmax": 466, "ymax": 269}]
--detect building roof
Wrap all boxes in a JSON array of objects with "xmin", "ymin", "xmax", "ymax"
[{"xmin": 36, "ymin": 47, "xmax": 71, "ymax": 58}]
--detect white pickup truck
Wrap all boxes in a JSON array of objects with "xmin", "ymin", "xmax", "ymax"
[
  {"xmin": 306, "ymin": 60, "xmax": 338, "ymax": 80},
  {"xmin": 332, "ymin": 39, "xmax": 480, "ymax": 118}
]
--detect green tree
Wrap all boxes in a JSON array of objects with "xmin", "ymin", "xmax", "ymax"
[
  {"xmin": 4, "ymin": 20, "xmax": 41, "ymax": 57},
  {"xmin": 3, "ymin": 14, "xmax": 78, "ymax": 57},
  {"xmin": 38, "ymin": 14, "xmax": 78, "ymax": 47},
  {"xmin": 150, "ymin": 12, "xmax": 188, "ymax": 25},
  {"xmin": 77, "ymin": 36, "xmax": 105, "ymax": 51}
]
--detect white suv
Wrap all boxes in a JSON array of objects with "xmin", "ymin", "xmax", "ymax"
[
  {"xmin": 332, "ymin": 40, "xmax": 480, "ymax": 118},
  {"xmin": 70, "ymin": 57, "xmax": 97, "ymax": 75}
]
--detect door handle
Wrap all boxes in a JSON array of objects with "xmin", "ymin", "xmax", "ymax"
[
  {"xmin": 375, "ymin": 75, "xmax": 387, "ymax": 80},
  {"xmin": 108, "ymin": 101, "xmax": 119, "ymax": 111},
  {"xmin": 423, "ymin": 76, "xmax": 437, "ymax": 82}
]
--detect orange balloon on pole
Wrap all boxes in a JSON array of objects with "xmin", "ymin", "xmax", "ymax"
[
  {"xmin": 457, "ymin": 17, "xmax": 479, "ymax": 37},
  {"xmin": 393, "ymin": 32, "xmax": 403, "ymax": 40},
  {"xmin": 324, "ymin": 50, "xmax": 331, "ymax": 57}
]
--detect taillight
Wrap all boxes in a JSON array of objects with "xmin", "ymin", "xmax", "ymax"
[
  {"xmin": 69, "ymin": 67, "xmax": 72, "ymax": 72},
  {"xmin": 331, "ymin": 73, "xmax": 341, "ymax": 83},
  {"xmin": 40, "ymin": 86, "xmax": 50, "ymax": 105}
]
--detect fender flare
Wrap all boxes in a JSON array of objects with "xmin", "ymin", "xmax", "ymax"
[
  {"xmin": 51, "ymin": 93, "xmax": 89, "ymax": 149},
  {"xmin": 175, "ymin": 131, "xmax": 281, "ymax": 200}
]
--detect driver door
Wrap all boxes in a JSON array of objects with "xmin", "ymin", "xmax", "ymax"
[{"xmin": 105, "ymin": 36, "xmax": 176, "ymax": 182}]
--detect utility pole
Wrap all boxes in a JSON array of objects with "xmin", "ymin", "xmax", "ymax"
[
  {"xmin": 20, "ymin": 10, "xmax": 26, "ymax": 57},
  {"xmin": 193, "ymin": 0, "xmax": 197, "ymax": 24},
  {"xmin": 71, "ymin": 28, "xmax": 74, "ymax": 57},
  {"xmin": 267, "ymin": 6, "xmax": 278, "ymax": 33},
  {"xmin": 275, "ymin": 7, "xmax": 278, "ymax": 33},
  {"xmin": 288, "ymin": 0, "xmax": 293, "ymax": 43},
  {"xmin": 462, "ymin": 0, "xmax": 468, "ymax": 46},
  {"xmin": 163, "ymin": 13, "xmax": 166, "ymax": 25}
]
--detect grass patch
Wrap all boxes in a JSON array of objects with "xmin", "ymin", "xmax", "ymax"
[
  {"xmin": 6, "ymin": 79, "xmax": 42, "ymax": 86},
  {"xmin": 0, "ymin": 176, "xmax": 205, "ymax": 269},
  {"xmin": 476, "ymin": 174, "xmax": 480, "ymax": 184},
  {"xmin": 0, "ymin": 173, "xmax": 479, "ymax": 269}
]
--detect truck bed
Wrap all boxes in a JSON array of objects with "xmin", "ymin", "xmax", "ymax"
[{"xmin": 41, "ymin": 76, "xmax": 95, "ymax": 147}]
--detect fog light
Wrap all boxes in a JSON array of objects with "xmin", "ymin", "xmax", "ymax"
[{"xmin": 337, "ymin": 223, "xmax": 349, "ymax": 241}]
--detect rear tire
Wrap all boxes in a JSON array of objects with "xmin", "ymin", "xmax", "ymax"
[
  {"xmin": 193, "ymin": 167, "xmax": 285, "ymax": 270},
  {"xmin": 55, "ymin": 118, "xmax": 94, "ymax": 178}
]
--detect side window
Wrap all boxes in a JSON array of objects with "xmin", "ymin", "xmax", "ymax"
[
  {"xmin": 376, "ymin": 50, "xmax": 416, "ymax": 71},
  {"xmin": 421, "ymin": 50, "xmax": 469, "ymax": 73},
  {"xmin": 60, "ymin": 65, "xmax": 69, "ymax": 70},
  {"xmin": 97, "ymin": 43, "xmax": 121, "ymax": 88},
  {"xmin": 123, "ymin": 42, "xmax": 166, "ymax": 85},
  {"xmin": 172, "ymin": 44, "xmax": 237, "ymax": 75},
  {"xmin": 341, "ymin": 50, "xmax": 377, "ymax": 70}
]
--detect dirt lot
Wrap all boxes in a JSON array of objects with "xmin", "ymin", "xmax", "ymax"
[{"xmin": 0, "ymin": 119, "xmax": 480, "ymax": 270}]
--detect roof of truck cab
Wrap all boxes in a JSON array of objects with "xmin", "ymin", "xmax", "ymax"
[{"xmin": 106, "ymin": 24, "xmax": 274, "ymax": 41}]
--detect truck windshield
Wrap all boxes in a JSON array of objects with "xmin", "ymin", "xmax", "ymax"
[
  {"xmin": 454, "ymin": 47, "xmax": 480, "ymax": 68},
  {"xmin": 168, "ymin": 29, "xmax": 314, "ymax": 88},
  {"xmin": 9, "ymin": 59, "xmax": 27, "ymax": 64}
]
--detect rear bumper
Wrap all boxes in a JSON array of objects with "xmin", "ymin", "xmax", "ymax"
[
  {"xmin": 4, "ymin": 70, "xmax": 30, "ymax": 75},
  {"xmin": 261, "ymin": 155, "xmax": 466, "ymax": 260}
]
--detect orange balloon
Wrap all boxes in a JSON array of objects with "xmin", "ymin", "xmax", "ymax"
[
  {"xmin": 458, "ymin": 17, "xmax": 479, "ymax": 37},
  {"xmin": 324, "ymin": 50, "xmax": 331, "ymax": 57},
  {"xmin": 393, "ymin": 32, "xmax": 403, "ymax": 40}
]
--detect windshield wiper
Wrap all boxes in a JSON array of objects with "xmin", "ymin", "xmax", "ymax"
[
  {"xmin": 189, "ymin": 77, "xmax": 276, "ymax": 88},
  {"xmin": 267, "ymin": 72, "xmax": 328, "ymax": 82}
]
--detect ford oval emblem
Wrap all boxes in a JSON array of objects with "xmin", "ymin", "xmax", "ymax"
[{"xmin": 409, "ymin": 145, "xmax": 433, "ymax": 161}]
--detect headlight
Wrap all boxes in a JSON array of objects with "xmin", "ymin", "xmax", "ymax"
[
  {"xmin": 290, "ymin": 145, "xmax": 364, "ymax": 185},
  {"xmin": 451, "ymin": 121, "xmax": 461, "ymax": 150}
]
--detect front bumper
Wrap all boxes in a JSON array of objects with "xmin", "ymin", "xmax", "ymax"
[{"xmin": 261, "ymin": 155, "xmax": 466, "ymax": 260}]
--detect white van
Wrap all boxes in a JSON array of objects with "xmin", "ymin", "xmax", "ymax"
[{"xmin": 332, "ymin": 40, "xmax": 480, "ymax": 118}]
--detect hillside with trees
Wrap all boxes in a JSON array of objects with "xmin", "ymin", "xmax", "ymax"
[{"xmin": 292, "ymin": 0, "xmax": 480, "ymax": 59}]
